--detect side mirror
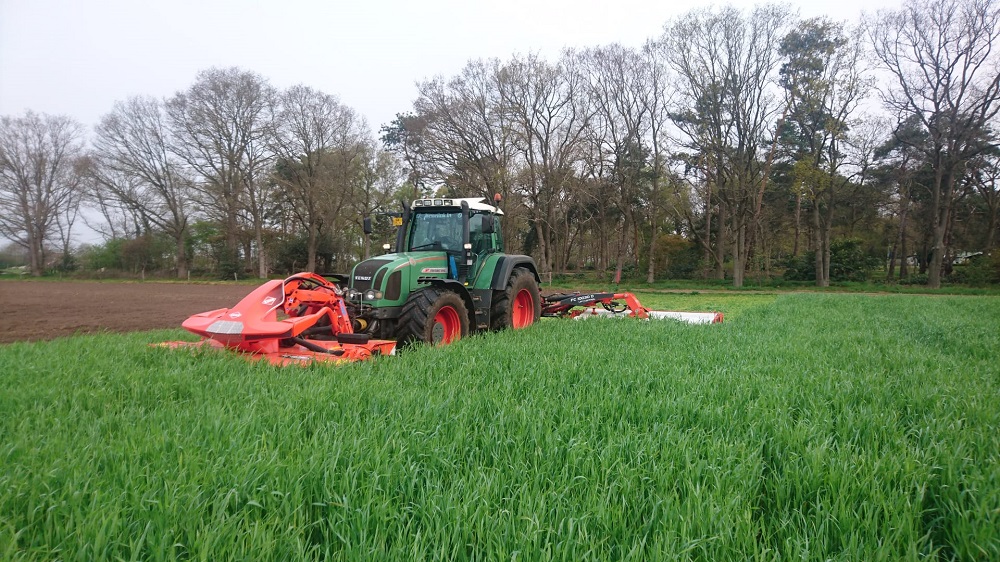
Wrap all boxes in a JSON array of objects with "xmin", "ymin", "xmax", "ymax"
[
  {"xmin": 363, "ymin": 217, "xmax": 372, "ymax": 235},
  {"xmin": 480, "ymin": 215, "xmax": 495, "ymax": 234}
]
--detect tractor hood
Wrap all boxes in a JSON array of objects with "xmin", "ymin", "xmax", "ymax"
[{"xmin": 349, "ymin": 252, "xmax": 453, "ymax": 304}]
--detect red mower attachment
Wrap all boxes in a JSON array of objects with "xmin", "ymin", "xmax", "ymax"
[
  {"xmin": 542, "ymin": 292, "xmax": 723, "ymax": 324},
  {"xmin": 160, "ymin": 272, "xmax": 395, "ymax": 365}
]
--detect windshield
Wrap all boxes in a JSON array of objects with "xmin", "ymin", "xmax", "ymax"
[{"xmin": 408, "ymin": 211, "xmax": 463, "ymax": 252}]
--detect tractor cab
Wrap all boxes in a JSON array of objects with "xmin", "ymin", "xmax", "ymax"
[{"xmin": 402, "ymin": 198, "xmax": 503, "ymax": 283}]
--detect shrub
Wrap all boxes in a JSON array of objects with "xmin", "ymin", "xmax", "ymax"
[
  {"xmin": 947, "ymin": 252, "xmax": 999, "ymax": 286},
  {"xmin": 782, "ymin": 239, "xmax": 880, "ymax": 282},
  {"xmin": 899, "ymin": 273, "xmax": 929, "ymax": 285}
]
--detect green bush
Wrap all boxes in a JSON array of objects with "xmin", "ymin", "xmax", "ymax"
[
  {"xmin": 782, "ymin": 239, "xmax": 880, "ymax": 282},
  {"xmin": 899, "ymin": 273, "xmax": 929, "ymax": 285},
  {"xmin": 649, "ymin": 234, "xmax": 702, "ymax": 279},
  {"xmin": 947, "ymin": 253, "xmax": 999, "ymax": 286}
]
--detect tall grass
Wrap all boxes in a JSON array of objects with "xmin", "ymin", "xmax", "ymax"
[{"xmin": 1, "ymin": 294, "xmax": 997, "ymax": 560}]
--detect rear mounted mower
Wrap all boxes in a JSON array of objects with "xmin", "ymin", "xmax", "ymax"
[{"xmin": 542, "ymin": 292, "xmax": 724, "ymax": 324}]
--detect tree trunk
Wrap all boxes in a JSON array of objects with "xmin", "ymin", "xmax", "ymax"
[
  {"xmin": 647, "ymin": 174, "xmax": 660, "ymax": 283},
  {"xmin": 29, "ymin": 235, "xmax": 44, "ymax": 277},
  {"xmin": 887, "ymin": 246, "xmax": 897, "ymax": 280},
  {"xmin": 703, "ymin": 184, "xmax": 712, "ymax": 279},
  {"xmin": 615, "ymin": 211, "xmax": 631, "ymax": 281},
  {"xmin": 927, "ymin": 166, "xmax": 948, "ymax": 289},
  {"xmin": 715, "ymin": 199, "xmax": 727, "ymax": 280},
  {"xmin": 534, "ymin": 219, "xmax": 549, "ymax": 276},
  {"xmin": 646, "ymin": 230, "xmax": 657, "ymax": 283},
  {"xmin": 254, "ymin": 227, "xmax": 266, "ymax": 278},
  {"xmin": 928, "ymin": 220, "xmax": 946, "ymax": 288},
  {"xmin": 793, "ymin": 190, "xmax": 802, "ymax": 256},
  {"xmin": 175, "ymin": 235, "xmax": 188, "ymax": 279},
  {"xmin": 813, "ymin": 197, "xmax": 828, "ymax": 287},
  {"xmin": 733, "ymin": 220, "xmax": 746, "ymax": 288},
  {"xmin": 307, "ymin": 222, "xmax": 318, "ymax": 272},
  {"xmin": 822, "ymin": 188, "xmax": 834, "ymax": 286},
  {"xmin": 898, "ymin": 192, "xmax": 910, "ymax": 279},
  {"xmin": 986, "ymin": 205, "xmax": 998, "ymax": 251}
]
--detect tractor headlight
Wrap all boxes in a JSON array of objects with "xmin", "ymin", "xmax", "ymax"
[{"xmin": 364, "ymin": 289, "xmax": 378, "ymax": 301}]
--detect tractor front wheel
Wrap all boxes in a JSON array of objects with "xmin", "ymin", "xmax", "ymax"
[
  {"xmin": 398, "ymin": 287, "xmax": 470, "ymax": 346},
  {"xmin": 491, "ymin": 267, "xmax": 541, "ymax": 330}
]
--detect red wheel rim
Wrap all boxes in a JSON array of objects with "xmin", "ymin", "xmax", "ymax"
[
  {"xmin": 511, "ymin": 289, "xmax": 535, "ymax": 328},
  {"xmin": 432, "ymin": 305, "xmax": 461, "ymax": 344}
]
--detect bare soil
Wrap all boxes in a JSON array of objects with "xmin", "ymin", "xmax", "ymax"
[{"xmin": 0, "ymin": 280, "xmax": 253, "ymax": 344}]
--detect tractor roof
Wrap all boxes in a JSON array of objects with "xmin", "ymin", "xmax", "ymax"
[{"xmin": 412, "ymin": 197, "xmax": 503, "ymax": 215}]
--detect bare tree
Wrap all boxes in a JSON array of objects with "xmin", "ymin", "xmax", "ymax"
[
  {"xmin": 499, "ymin": 52, "xmax": 590, "ymax": 274},
  {"xmin": 273, "ymin": 85, "xmax": 367, "ymax": 271},
  {"xmin": 662, "ymin": 4, "xmax": 793, "ymax": 287},
  {"xmin": 52, "ymin": 157, "xmax": 88, "ymax": 270},
  {"xmin": 82, "ymin": 163, "xmax": 148, "ymax": 241},
  {"xmin": 91, "ymin": 96, "xmax": 195, "ymax": 278},
  {"xmin": 0, "ymin": 111, "xmax": 86, "ymax": 276},
  {"xmin": 166, "ymin": 67, "xmax": 276, "ymax": 278},
  {"xmin": 581, "ymin": 44, "xmax": 652, "ymax": 280},
  {"xmin": 869, "ymin": 0, "xmax": 1000, "ymax": 287},
  {"xmin": 642, "ymin": 39, "xmax": 681, "ymax": 283},
  {"xmin": 414, "ymin": 61, "xmax": 508, "ymax": 195},
  {"xmin": 354, "ymin": 140, "xmax": 405, "ymax": 259},
  {"xmin": 413, "ymin": 59, "xmax": 522, "ymax": 249}
]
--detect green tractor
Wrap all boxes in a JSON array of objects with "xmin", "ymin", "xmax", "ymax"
[{"xmin": 345, "ymin": 197, "xmax": 541, "ymax": 345}]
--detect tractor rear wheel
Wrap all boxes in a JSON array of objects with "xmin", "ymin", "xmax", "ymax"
[
  {"xmin": 398, "ymin": 287, "xmax": 470, "ymax": 346},
  {"xmin": 490, "ymin": 267, "xmax": 541, "ymax": 330}
]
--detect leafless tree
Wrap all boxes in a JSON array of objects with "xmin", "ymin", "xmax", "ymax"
[
  {"xmin": 414, "ymin": 61, "xmax": 507, "ymax": 195},
  {"xmin": 91, "ymin": 96, "xmax": 195, "ymax": 277},
  {"xmin": 413, "ymin": 59, "xmax": 522, "ymax": 250},
  {"xmin": 272, "ymin": 85, "xmax": 368, "ymax": 271},
  {"xmin": 82, "ymin": 163, "xmax": 148, "ymax": 241},
  {"xmin": 869, "ymin": 0, "xmax": 1000, "ymax": 287},
  {"xmin": 52, "ymin": 157, "xmax": 88, "ymax": 269},
  {"xmin": 661, "ymin": 4, "xmax": 793, "ymax": 287},
  {"xmin": 354, "ymin": 140, "xmax": 405, "ymax": 259},
  {"xmin": 641, "ymin": 40, "xmax": 681, "ymax": 282},
  {"xmin": 0, "ymin": 111, "xmax": 86, "ymax": 275},
  {"xmin": 581, "ymin": 44, "xmax": 652, "ymax": 280},
  {"xmin": 499, "ymin": 52, "xmax": 590, "ymax": 274},
  {"xmin": 166, "ymin": 67, "xmax": 277, "ymax": 277}
]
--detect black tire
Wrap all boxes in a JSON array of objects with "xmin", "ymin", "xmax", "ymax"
[
  {"xmin": 397, "ymin": 287, "xmax": 470, "ymax": 346},
  {"xmin": 490, "ymin": 267, "xmax": 541, "ymax": 330}
]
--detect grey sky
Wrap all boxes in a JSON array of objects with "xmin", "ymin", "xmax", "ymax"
[{"xmin": 1, "ymin": 0, "xmax": 894, "ymax": 135}]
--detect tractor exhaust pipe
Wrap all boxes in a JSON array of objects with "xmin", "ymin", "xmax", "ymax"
[{"xmin": 395, "ymin": 200, "xmax": 411, "ymax": 253}]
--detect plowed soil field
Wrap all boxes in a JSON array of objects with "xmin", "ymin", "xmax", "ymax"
[{"xmin": 0, "ymin": 281, "xmax": 252, "ymax": 344}]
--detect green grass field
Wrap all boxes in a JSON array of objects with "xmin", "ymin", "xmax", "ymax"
[{"xmin": 1, "ymin": 294, "xmax": 998, "ymax": 561}]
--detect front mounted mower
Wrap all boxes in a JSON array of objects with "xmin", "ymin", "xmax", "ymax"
[{"xmin": 161, "ymin": 272, "xmax": 396, "ymax": 366}]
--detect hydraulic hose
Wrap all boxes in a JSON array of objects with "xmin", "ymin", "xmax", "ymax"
[{"xmin": 291, "ymin": 337, "xmax": 345, "ymax": 356}]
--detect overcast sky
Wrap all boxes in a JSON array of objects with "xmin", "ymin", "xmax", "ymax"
[{"xmin": 1, "ymin": 0, "xmax": 899, "ymax": 136}]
